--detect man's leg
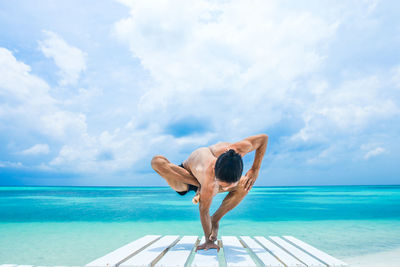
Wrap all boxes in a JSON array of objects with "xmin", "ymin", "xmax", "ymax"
[
  {"xmin": 209, "ymin": 183, "xmax": 248, "ymax": 241},
  {"xmin": 151, "ymin": 155, "xmax": 200, "ymax": 192}
]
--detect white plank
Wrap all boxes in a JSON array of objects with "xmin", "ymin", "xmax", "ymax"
[
  {"xmin": 121, "ymin": 235, "xmax": 179, "ymax": 267},
  {"xmin": 255, "ymin": 236, "xmax": 305, "ymax": 267},
  {"xmin": 270, "ymin": 237, "xmax": 326, "ymax": 267},
  {"xmin": 221, "ymin": 236, "xmax": 256, "ymax": 267},
  {"xmin": 191, "ymin": 236, "xmax": 219, "ymax": 267},
  {"xmin": 240, "ymin": 236, "xmax": 284, "ymax": 267},
  {"xmin": 86, "ymin": 235, "xmax": 161, "ymax": 267},
  {"xmin": 155, "ymin": 235, "xmax": 198, "ymax": 267},
  {"xmin": 0, "ymin": 265, "xmax": 17, "ymax": 267},
  {"xmin": 283, "ymin": 236, "xmax": 348, "ymax": 267}
]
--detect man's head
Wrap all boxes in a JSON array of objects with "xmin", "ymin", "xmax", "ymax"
[{"xmin": 214, "ymin": 149, "xmax": 243, "ymax": 190}]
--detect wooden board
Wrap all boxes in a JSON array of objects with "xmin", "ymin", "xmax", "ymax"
[
  {"xmin": 155, "ymin": 236, "xmax": 198, "ymax": 267},
  {"xmin": 2, "ymin": 235, "xmax": 349, "ymax": 267},
  {"xmin": 191, "ymin": 237, "xmax": 219, "ymax": 267},
  {"xmin": 120, "ymin": 235, "xmax": 179, "ymax": 267},
  {"xmin": 283, "ymin": 236, "xmax": 348, "ymax": 267},
  {"xmin": 83, "ymin": 235, "xmax": 346, "ymax": 267},
  {"xmin": 221, "ymin": 236, "xmax": 256, "ymax": 267},
  {"xmin": 86, "ymin": 235, "xmax": 161, "ymax": 267},
  {"xmin": 240, "ymin": 236, "xmax": 284, "ymax": 267},
  {"xmin": 254, "ymin": 236, "xmax": 306, "ymax": 267},
  {"xmin": 270, "ymin": 236, "xmax": 326, "ymax": 267}
]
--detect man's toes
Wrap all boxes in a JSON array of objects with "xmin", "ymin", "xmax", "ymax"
[{"xmin": 192, "ymin": 194, "xmax": 200, "ymax": 204}]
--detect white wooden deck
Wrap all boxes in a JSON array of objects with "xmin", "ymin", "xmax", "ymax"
[{"xmin": 84, "ymin": 235, "xmax": 348, "ymax": 267}]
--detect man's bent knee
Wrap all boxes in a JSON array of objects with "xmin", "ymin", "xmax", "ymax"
[{"xmin": 151, "ymin": 155, "xmax": 168, "ymax": 170}]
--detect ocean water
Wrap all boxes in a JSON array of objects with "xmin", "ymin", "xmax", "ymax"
[{"xmin": 0, "ymin": 185, "xmax": 399, "ymax": 266}]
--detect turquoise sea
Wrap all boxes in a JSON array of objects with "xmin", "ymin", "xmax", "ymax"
[{"xmin": 0, "ymin": 185, "xmax": 400, "ymax": 266}]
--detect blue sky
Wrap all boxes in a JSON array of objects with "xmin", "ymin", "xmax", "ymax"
[{"xmin": 0, "ymin": 0, "xmax": 399, "ymax": 186}]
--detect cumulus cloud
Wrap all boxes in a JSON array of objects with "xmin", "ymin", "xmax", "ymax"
[
  {"xmin": 1, "ymin": 0, "xmax": 400, "ymax": 185},
  {"xmin": 361, "ymin": 143, "xmax": 387, "ymax": 160},
  {"xmin": 20, "ymin": 144, "xmax": 50, "ymax": 155},
  {"xmin": 1, "ymin": 47, "xmax": 183, "ymax": 175},
  {"xmin": 0, "ymin": 47, "xmax": 87, "ymax": 140},
  {"xmin": 113, "ymin": 0, "xmax": 400, "ymax": 167},
  {"xmin": 364, "ymin": 147, "xmax": 386, "ymax": 159},
  {"xmin": 0, "ymin": 47, "xmax": 90, "ymax": 172},
  {"xmin": 291, "ymin": 74, "xmax": 399, "ymax": 143},
  {"xmin": 38, "ymin": 30, "xmax": 87, "ymax": 86},
  {"xmin": 113, "ymin": 0, "xmax": 339, "ymax": 141},
  {"xmin": 0, "ymin": 161, "xmax": 23, "ymax": 168}
]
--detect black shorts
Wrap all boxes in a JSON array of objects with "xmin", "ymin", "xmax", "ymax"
[{"xmin": 176, "ymin": 162, "xmax": 198, "ymax": 196}]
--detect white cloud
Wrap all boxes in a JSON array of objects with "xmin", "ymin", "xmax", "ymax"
[
  {"xmin": 0, "ymin": 161, "xmax": 23, "ymax": 168},
  {"xmin": 2, "ymin": 0, "xmax": 400, "ymax": 184},
  {"xmin": 361, "ymin": 143, "xmax": 387, "ymax": 159},
  {"xmin": 20, "ymin": 144, "xmax": 50, "ymax": 155},
  {"xmin": 0, "ymin": 47, "xmax": 53, "ymax": 105},
  {"xmin": 0, "ymin": 47, "xmax": 90, "ymax": 167},
  {"xmin": 1, "ymin": 47, "xmax": 169, "ymax": 174},
  {"xmin": 113, "ymin": 0, "xmax": 339, "ymax": 141},
  {"xmin": 364, "ymin": 147, "xmax": 386, "ymax": 159},
  {"xmin": 38, "ymin": 30, "xmax": 87, "ymax": 86},
  {"xmin": 112, "ymin": 0, "xmax": 400, "ymax": 169},
  {"xmin": 291, "ymin": 74, "xmax": 399, "ymax": 143},
  {"xmin": 0, "ymin": 47, "xmax": 88, "ymax": 140}
]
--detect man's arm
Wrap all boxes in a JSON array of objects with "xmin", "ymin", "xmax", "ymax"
[
  {"xmin": 197, "ymin": 184, "xmax": 220, "ymax": 251},
  {"xmin": 199, "ymin": 184, "xmax": 213, "ymax": 239},
  {"xmin": 232, "ymin": 134, "xmax": 268, "ymax": 158},
  {"xmin": 232, "ymin": 134, "xmax": 268, "ymax": 191}
]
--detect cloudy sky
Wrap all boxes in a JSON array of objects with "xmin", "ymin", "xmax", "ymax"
[{"xmin": 0, "ymin": 0, "xmax": 399, "ymax": 186}]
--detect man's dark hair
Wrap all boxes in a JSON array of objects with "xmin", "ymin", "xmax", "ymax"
[{"xmin": 214, "ymin": 149, "xmax": 243, "ymax": 183}]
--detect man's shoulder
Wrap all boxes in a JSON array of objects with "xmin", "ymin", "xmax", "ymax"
[{"xmin": 208, "ymin": 142, "xmax": 232, "ymax": 157}]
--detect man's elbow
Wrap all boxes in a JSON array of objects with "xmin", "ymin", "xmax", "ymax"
[{"xmin": 258, "ymin": 134, "xmax": 268, "ymax": 146}]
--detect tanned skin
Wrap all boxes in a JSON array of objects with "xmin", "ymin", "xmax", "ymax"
[{"xmin": 151, "ymin": 134, "xmax": 268, "ymax": 251}]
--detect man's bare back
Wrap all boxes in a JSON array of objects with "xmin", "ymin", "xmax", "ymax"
[
  {"xmin": 151, "ymin": 134, "xmax": 269, "ymax": 251},
  {"xmin": 181, "ymin": 142, "xmax": 236, "ymax": 197}
]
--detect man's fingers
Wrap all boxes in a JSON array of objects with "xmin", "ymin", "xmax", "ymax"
[
  {"xmin": 249, "ymin": 181, "xmax": 254, "ymax": 191},
  {"xmin": 245, "ymin": 179, "xmax": 250, "ymax": 191},
  {"xmin": 212, "ymin": 244, "xmax": 220, "ymax": 251},
  {"xmin": 246, "ymin": 179, "xmax": 254, "ymax": 191},
  {"xmin": 243, "ymin": 180, "xmax": 248, "ymax": 187}
]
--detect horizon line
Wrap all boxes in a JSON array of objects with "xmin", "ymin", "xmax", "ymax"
[{"xmin": 0, "ymin": 184, "xmax": 399, "ymax": 187}]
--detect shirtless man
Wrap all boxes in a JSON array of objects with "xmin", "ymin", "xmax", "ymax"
[{"xmin": 150, "ymin": 134, "xmax": 268, "ymax": 251}]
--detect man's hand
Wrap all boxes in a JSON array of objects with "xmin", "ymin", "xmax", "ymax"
[
  {"xmin": 196, "ymin": 240, "xmax": 220, "ymax": 252},
  {"xmin": 239, "ymin": 168, "xmax": 259, "ymax": 192}
]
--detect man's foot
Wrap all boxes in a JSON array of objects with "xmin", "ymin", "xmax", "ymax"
[
  {"xmin": 209, "ymin": 218, "xmax": 219, "ymax": 242},
  {"xmin": 196, "ymin": 241, "xmax": 220, "ymax": 252}
]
